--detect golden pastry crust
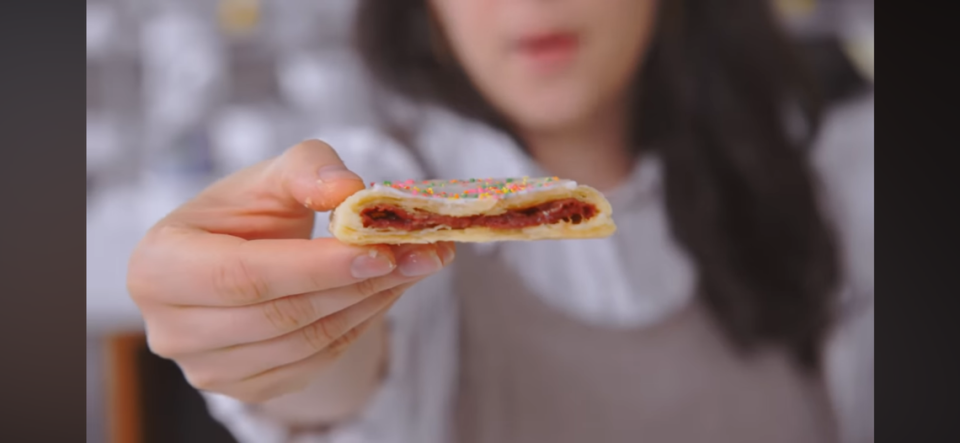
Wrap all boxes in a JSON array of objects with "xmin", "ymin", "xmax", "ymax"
[{"xmin": 328, "ymin": 177, "xmax": 616, "ymax": 245}]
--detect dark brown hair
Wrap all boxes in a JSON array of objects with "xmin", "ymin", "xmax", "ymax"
[{"xmin": 354, "ymin": 0, "xmax": 841, "ymax": 371}]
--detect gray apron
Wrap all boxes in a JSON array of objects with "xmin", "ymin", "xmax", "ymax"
[{"xmin": 452, "ymin": 246, "xmax": 839, "ymax": 443}]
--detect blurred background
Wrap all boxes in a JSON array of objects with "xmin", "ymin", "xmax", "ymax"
[{"xmin": 86, "ymin": 0, "xmax": 873, "ymax": 442}]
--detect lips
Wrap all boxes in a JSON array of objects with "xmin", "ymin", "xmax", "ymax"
[{"xmin": 514, "ymin": 31, "xmax": 580, "ymax": 69}]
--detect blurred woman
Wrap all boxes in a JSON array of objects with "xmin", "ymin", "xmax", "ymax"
[{"xmin": 127, "ymin": 0, "xmax": 872, "ymax": 442}]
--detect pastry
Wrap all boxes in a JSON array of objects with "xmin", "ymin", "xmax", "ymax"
[{"xmin": 329, "ymin": 177, "xmax": 616, "ymax": 244}]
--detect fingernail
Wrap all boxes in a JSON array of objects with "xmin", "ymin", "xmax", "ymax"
[
  {"xmin": 317, "ymin": 164, "xmax": 361, "ymax": 185},
  {"xmin": 438, "ymin": 243, "xmax": 455, "ymax": 265},
  {"xmin": 351, "ymin": 249, "xmax": 396, "ymax": 279},
  {"xmin": 398, "ymin": 247, "xmax": 443, "ymax": 277}
]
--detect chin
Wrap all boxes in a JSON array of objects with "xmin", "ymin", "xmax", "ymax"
[
  {"xmin": 491, "ymin": 87, "xmax": 589, "ymax": 131},
  {"xmin": 510, "ymin": 103, "xmax": 594, "ymax": 135}
]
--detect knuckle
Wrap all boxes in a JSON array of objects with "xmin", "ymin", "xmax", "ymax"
[
  {"xmin": 353, "ymin": 277, "xmax": 383, "ymax": 299},
  {"xmin": 127, "ymin": 225, "xmax": 196, "ymax": 303},
  {"xmin": 261, "ymin": 295, "xmax": 317, "ymax": 334},
  {"xmin": 181, "ymin": 368, "xmax": 224, "ymax": 392},
  {"xmin": 382, "ymin": 283, "xmax": 408, "ymax": 299},
  {"xmin": 326, "ymin": 326, "xmax": 362, "ymax": 357},
  {"xmin": 126, "ymin": 259, "xmax": 151, "ymax": 301},
  {"xmin": 145, "ymin": 332, "xmax": 180, "ymax": 359},
  {"xmin": 307, "ymin": 271, "xmax": 329, "ymax": 294},
  {"xmin": 126, "ymin": 273, "xmax": 154, "ymax": 303},
  {"xmin": 302, "ymin": 315, "xmax": 346, "ymax": 353},
  {"xmin": 211, "ymin": 254, "xmax": 270, "ymax": 305},
  {"xmin": 126, "ymin": 242, "xmax": 162, "ymax": 302}
]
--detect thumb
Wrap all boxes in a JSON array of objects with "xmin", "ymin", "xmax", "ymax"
[
  {"xmin": 166, "ymin": 139, "xmax": 365, "ymax": 235},
  {"xmin": 264, "ymin": 139, "xmax": 366, "ymax": 212}
]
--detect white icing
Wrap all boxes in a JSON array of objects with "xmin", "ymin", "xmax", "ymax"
[{"xmin": 368, "ymin": 177, "xmax": 578, "ymax": 204}]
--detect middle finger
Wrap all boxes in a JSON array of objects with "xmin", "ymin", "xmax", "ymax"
[{"xmin": 151, "ymin": 243, "xmax": 453, "ymax": 352}]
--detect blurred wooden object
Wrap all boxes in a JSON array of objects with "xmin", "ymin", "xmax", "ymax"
[
  {"xmin": 100, "ymin": 331, "xmax": 238, "ymax": 443},
  {"xmin": 104, "ymin": 332, "xmax": 147, "ymax": 443}
]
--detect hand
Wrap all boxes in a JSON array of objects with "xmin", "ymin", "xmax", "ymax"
[{"xmin": 127, "ymin": 140, "xmax": 455, "ymax": 403}]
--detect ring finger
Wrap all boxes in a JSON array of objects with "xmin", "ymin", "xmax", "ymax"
[{"xmin": 178, "ymin": 282, "xmax": 413, "ymax": 385}]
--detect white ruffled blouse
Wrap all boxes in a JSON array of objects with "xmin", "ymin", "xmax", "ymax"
[{"xmin": 203, "ymin": 93, "xmax": 874, "ymax": 443}]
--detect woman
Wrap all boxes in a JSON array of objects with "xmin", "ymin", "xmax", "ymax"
[{"xmin": 127, "ymin": 0, "xmax": 872, "ymax": 442}]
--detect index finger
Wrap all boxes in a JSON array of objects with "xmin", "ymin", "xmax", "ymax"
[
  {"xmin": 219, "ymin": 139, "xmax": 365, "ymax": 210},
  {"xmin": 128, "ymin": 227, "xmax": 398, "ymax": 307},
  {"xmin": 173, "ymin": 140, "xmax": 367, "ymax": 237}
]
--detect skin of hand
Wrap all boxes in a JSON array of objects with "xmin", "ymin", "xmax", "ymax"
[{"xmin": 127, "ymin": 139, "xmax": 455, "ymax": 405}]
